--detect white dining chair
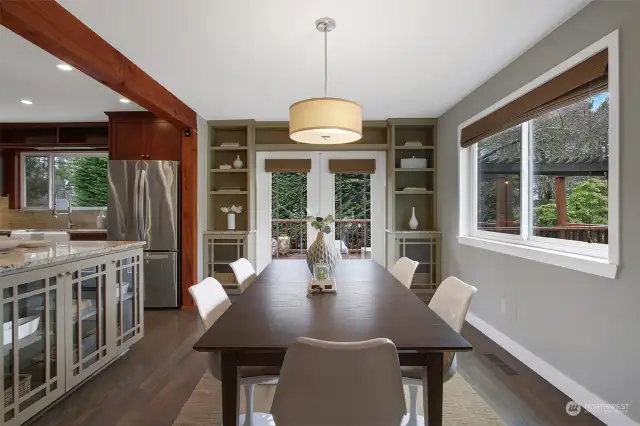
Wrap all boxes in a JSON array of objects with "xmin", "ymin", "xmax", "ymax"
[
  {"xmin": 188, "ymin": 278, "xmax": 277, "ymax": 426},
  {"xmin": 230, "ymin": 258, "xmax": 257, "ymax": 289},
  {"xmin": 401, "ymin": 276, "xmax": 477, "ymax": 426},
  {"xmin": 390, "ymin": 257, "xmax": 419, "ymax": 288},
  {"xmin": 272, "ymin": 337, "xmax": 406, "ymax": 426}
]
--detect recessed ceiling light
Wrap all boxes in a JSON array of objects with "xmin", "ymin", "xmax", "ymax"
[
  {"xmin": 56, "ymin": 64, "xmax": 73, "ymax": 71},
  {"xmin": 21, "ymin": 100, "xmax": 33, "ymax": 105},
  {"xmin": 119, "ymin": 98, "xmax": 131, "ymax": 104}
]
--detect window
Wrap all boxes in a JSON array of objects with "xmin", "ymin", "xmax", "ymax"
[
  {"xmin": 22, "ymin": 153, "xmax": 108, "ymax": 209},
  {"xmin": 459, "ymin": 32, "xmax": 618, "ymax": 278}
]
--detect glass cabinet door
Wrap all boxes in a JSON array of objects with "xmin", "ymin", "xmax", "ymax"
[
  {"xmin": 66, "ymin": 258, "xmax": 110, "ymax": 389},
  {"xmin": 2, "ymin": 268, "xmax": 64, "ymax": 425},
  {"xmin": 114, "ymin": 252, "xmax": 143, "ymax": 350}
]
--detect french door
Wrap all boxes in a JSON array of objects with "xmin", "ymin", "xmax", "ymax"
[{"xmin": 256, "ymin": 151, "xmax": 386, "ymax": 272}]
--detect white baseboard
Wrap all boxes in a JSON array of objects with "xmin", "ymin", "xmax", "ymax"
[{"xmin": 467, "ymin": 312, "xmax": 639, "ymax": 426}]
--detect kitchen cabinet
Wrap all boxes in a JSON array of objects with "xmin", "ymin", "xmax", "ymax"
[
  {"xmin": 386, "ymin": 230, "xmax": 441, "ymax": 302},
  {"xmin": 107, "ymin": 112, "xmax": 181, "ymax": 161},
  {"xmin": 1, "ymin": 244, "xmax": 144, "ymax": 425},
  {"xmin": 2, "ymin": 266, "xmax": 65, "ymax": 425}
]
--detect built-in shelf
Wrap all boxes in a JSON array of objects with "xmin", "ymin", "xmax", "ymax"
[
  {"xmin": 394, "ymin": 168, "xmax": 434, "ymax": 172},
  {"xmin": 210, "ymin": 168, "xmax": 248, "ymax": 173},
  {"xmin": 209, "ymin": 190, "xmax": 248, "ymax": 195},
  {"xmin": 395, "ymin": 190, "xmax": 433, "ymax": 195},
  {"xmin": 255, "ymin": 143, "xmax": 389, "ymax": 152},
  {"xmin": 394, "ymin": 146, "xmax": 435, "ymax": 150},
  {"xmin": 210, "ymin": 146, "xmax": 249, "ymax": 151}
]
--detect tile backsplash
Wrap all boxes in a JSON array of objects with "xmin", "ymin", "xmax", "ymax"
[{"xmin": 0, "ymin": 196, "xmax": 103, "ymax": 229}]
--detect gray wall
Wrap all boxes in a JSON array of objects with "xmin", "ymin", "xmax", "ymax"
[{"xmin": 437, "ymin": 1, "xmax": 640, "ymax": 423}]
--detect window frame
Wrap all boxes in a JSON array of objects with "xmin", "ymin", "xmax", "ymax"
[
  {"xmin": 458, "ymin": 30, "xmax": 619, "ymax": 279},
  {"xmin": 20, "ymin": 151, "xmax": 108, "ymax": 211}
]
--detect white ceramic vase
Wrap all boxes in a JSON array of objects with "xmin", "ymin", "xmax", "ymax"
[
  {"xmin": 409, "ymin": 207, "xmax": 419, "ymax": 230},
  {"xmin": 233, "ymin": 155, "xmax": 244, "ymax": 169},
  {"xmin": 227, "ymin": 213, "xmax": 236, "ymax": 230}
]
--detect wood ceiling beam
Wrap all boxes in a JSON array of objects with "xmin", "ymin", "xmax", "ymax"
[{"xmin": 0, "ymin": 0, "xmax": 197, "ymax": 130}]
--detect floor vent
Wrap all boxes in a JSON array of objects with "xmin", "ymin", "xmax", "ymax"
[{"xmin": 484, "ymin": 352, "xmax": 519, "ymax": 376}]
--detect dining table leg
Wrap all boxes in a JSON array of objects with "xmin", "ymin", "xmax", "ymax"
[
  {"xmin": 221, "ymin": 352, "xmax": 240, "ymax": 426},
  {"xmin": 426, "ymin": 352, "xmax": 444, "ymax": 426}
]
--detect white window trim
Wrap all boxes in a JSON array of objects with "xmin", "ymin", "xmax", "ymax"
[
  {"xmin": 458, "ymin": 30, "xmax": 619, "ymax": 279},
  {"xmin": 20, "ymin": 151, "xmax": 108, "ymax": 211}
]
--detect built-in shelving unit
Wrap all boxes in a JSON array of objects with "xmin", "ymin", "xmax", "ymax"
[
  {"xmin": 208, "ymin": 121, "xmax": 253, "ymax": 232},
  {"xmin": 206, "ymin": 117, "xmax": 441, "ymax": 301}
]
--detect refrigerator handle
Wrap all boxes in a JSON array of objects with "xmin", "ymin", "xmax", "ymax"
[
  {"xmin": 143, "ymin": 168, "xmax": 151, "ymax": 242},
  {"xmin": 133, "ymin": 162, "xmax": 141, "ymax": 241},
  {"xmin": 138, "ymin": 168, "xmax": 147, "ymax": 243}
]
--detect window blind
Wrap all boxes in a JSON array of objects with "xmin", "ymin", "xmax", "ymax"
[
  {"xmin": 328, "ymin": 159, "xmax": 376, "ymax": 174},
  {"xmin": 461, "ymin": 49, "xmax": 608, "ymax": 148},
  {"xmin": 264, "ymin": 159, "xmax": 312, "ymax": 173}
]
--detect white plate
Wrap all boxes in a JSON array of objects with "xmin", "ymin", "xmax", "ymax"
[
  {"xmin": 18, "ymin": 240, "xmax": 52, "ymax": 248},
  {"xmin": 0, "ymin": 237, "xmax": 23, "ymax": 252}
]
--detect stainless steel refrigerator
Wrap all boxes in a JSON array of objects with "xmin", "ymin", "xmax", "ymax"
[{"xmin": 108, "ymin": 160, "xmax": 180, "ymax": 308}]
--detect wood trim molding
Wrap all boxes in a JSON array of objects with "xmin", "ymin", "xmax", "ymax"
[
  {"xmin": 0, "ymin": 0, "xmax": 197, "ymax": 130},
  {"xmin": 264, "ymin": 158, "xmax": 312, "ymax": 173},
  {"xmin": 181, "ymin": 129, "xmax": 198, "ymax": 307}
]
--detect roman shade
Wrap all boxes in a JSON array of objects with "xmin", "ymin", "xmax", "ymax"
[
  {"xmin": 328, "ymin": 159, "xmax": 376, "ymax": 174},
  {"xmin": 264, "ymin": 159, "xmax": 312, "ymax": 173},
  {"xmin": 461, "ymin": 49, "xmax": 608, "ymax": 148}
]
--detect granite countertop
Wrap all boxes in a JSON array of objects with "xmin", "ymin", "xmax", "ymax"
[
  {"xmin": 0, "ymin": 241, "xmax": 145, "ymax": 276},
  {"xmin": 0, "ymin": 228, "xmax": 107, "ymax": 234}
]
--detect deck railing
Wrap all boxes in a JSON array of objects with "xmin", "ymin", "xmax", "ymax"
[
  {"xmin": 271, "ymin": 218, "xmax": 372, "ymax": 258},
  {"xmin": 478, "ymin": 223, "xmax": 608, "ymax": 244}
]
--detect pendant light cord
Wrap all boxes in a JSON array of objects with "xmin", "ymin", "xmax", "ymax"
[{"xmin": 324, "ymin": 29, "xmax": 328, "ymax": 97}]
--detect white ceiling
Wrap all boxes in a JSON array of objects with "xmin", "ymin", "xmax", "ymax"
[
  {"xmin": 0, "ymin": 27, "xmax": 143, "ymax": 123},
  {"xmin": 14, "ymin": 0, "xmax": 591, "ymax": 122}
]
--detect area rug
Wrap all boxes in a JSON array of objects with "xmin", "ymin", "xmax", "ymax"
[{"xmin": 173, "ymin": 372, "xmax": 505, "ymax": 426}]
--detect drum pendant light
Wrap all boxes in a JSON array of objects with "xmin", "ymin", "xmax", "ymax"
[{"xmin": 289, "ymin": 17, "xmax": 362, "ymax": 145}]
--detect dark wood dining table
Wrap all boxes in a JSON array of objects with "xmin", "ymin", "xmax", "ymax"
[{"xmin": 193, "ymin": 259, "xmax": 472, "ymax": 426}]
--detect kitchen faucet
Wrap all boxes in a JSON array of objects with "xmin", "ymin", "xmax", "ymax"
[{"xmin": 52, "ymin": 188, "xmax": 75, "ymax": 229}]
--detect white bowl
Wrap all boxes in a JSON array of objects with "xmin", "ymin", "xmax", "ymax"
[
  {"xmin": 0, "ymin": 237, "xmax": 23, "ymax": 252},
  {"xmin": 3, "ymin": 316, "xmax": 40, "ymax": 345}
]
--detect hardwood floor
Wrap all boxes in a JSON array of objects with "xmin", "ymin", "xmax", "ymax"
[
  {"xmin": 458, "ymin": 323, "xmax": 605, "ymax": 426},
  {"xmin": 28, "ymin": 311, "xmax": 605, "ymax": 426},
  {"xmin": 28, "ymin": 310, "xmax": 207, "ymax": 426}
]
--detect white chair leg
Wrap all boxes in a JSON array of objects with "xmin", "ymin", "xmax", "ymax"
[
  {"xmin": 243, "ymin": 384, "xmax": 254, "ymax": 426},
  {"xmin": 401, "ymin": 384, "xmax": 424, "ymax": 426}
]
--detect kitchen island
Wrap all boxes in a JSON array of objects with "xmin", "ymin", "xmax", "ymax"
[{"xmin": 1, "ymin": 241, "xmax": 145, "ymax": 426}]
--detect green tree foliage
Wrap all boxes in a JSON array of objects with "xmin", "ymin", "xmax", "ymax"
[
  {"xmin": 67, "ymin": 157, "xmax": 108, "ymax": 207},
  {"xmin": 478, "ymin": 93, "xmax": 609, "ymax": 225},
  {"xmin": 533, "ymin": 178, "xmax": 608, "ymax": 226},
  {"xmin": 24, "ymin": 156, "xmax": 49, "ymax": 207}
]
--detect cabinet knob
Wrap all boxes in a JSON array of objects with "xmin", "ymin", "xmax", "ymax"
[
  {"xmin": 65, "ymin": 271, "xmax": 71, "ymax": 276},
  {"xmin": 112, "ymin": 260, "xmax": 117, "ymax": 264},
  {"xmin": 57, "ymin": 273, "xmax": 64, "ymax": 278},
  {"xmin": 141, "ymin": 154, "xmax": 145, "ymax": 158}
]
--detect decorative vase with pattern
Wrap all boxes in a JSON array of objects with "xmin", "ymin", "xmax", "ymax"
[{"xmin": 306, "ymin": 232, "xmax": 339, "ymax": 274}]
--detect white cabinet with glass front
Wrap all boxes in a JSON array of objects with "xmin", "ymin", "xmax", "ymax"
[{"xmin": 1, "ymin": 241, "xmax": 144, "ymax": 426}]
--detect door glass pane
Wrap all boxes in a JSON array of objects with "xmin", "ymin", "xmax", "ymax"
[
  {"xmin": 335, "ymin": 173, "xmax": 371, "ymax": 259},
  {"xmin": 17, "ymin": 293, "xmax": 46, "ymax": 406},
  {"xmin": 3, "ymin": 302, "xmax": 13, "ymax": 408},
  {"xmin": 24, "ymin": 155, "xmax": 49, "ymax": 208},
  {"xmin": 49, "ymin": 290, "xmax": 57, "ymax": 380},
  {"xmin": 100, "ymin": 276, "xmax": 107, "ymax": 348},
  {"xmin": 80, "ymin": 275, "xmax": 98, "ymax": 360},
  {"xmin": 72, "ymin": 285, "xmax": 79, "ymax": 364},
  {"xmin": 531, "ymin": 93, "xmax": 609, "ymax": 243},
  {"xmin": 122, "ymin": 266, "xmax": 134, "ymax": 333},
  {"xmin": 116, "ymin": 270, "xmax": 121, "ymax": 338},
  {"xmin": 476, "ymin": 125, "xmax": 522, "ymax": 235},
  {"xmin": 271, "ymin": 172, "xmax": 308, "ymax": 258}
]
